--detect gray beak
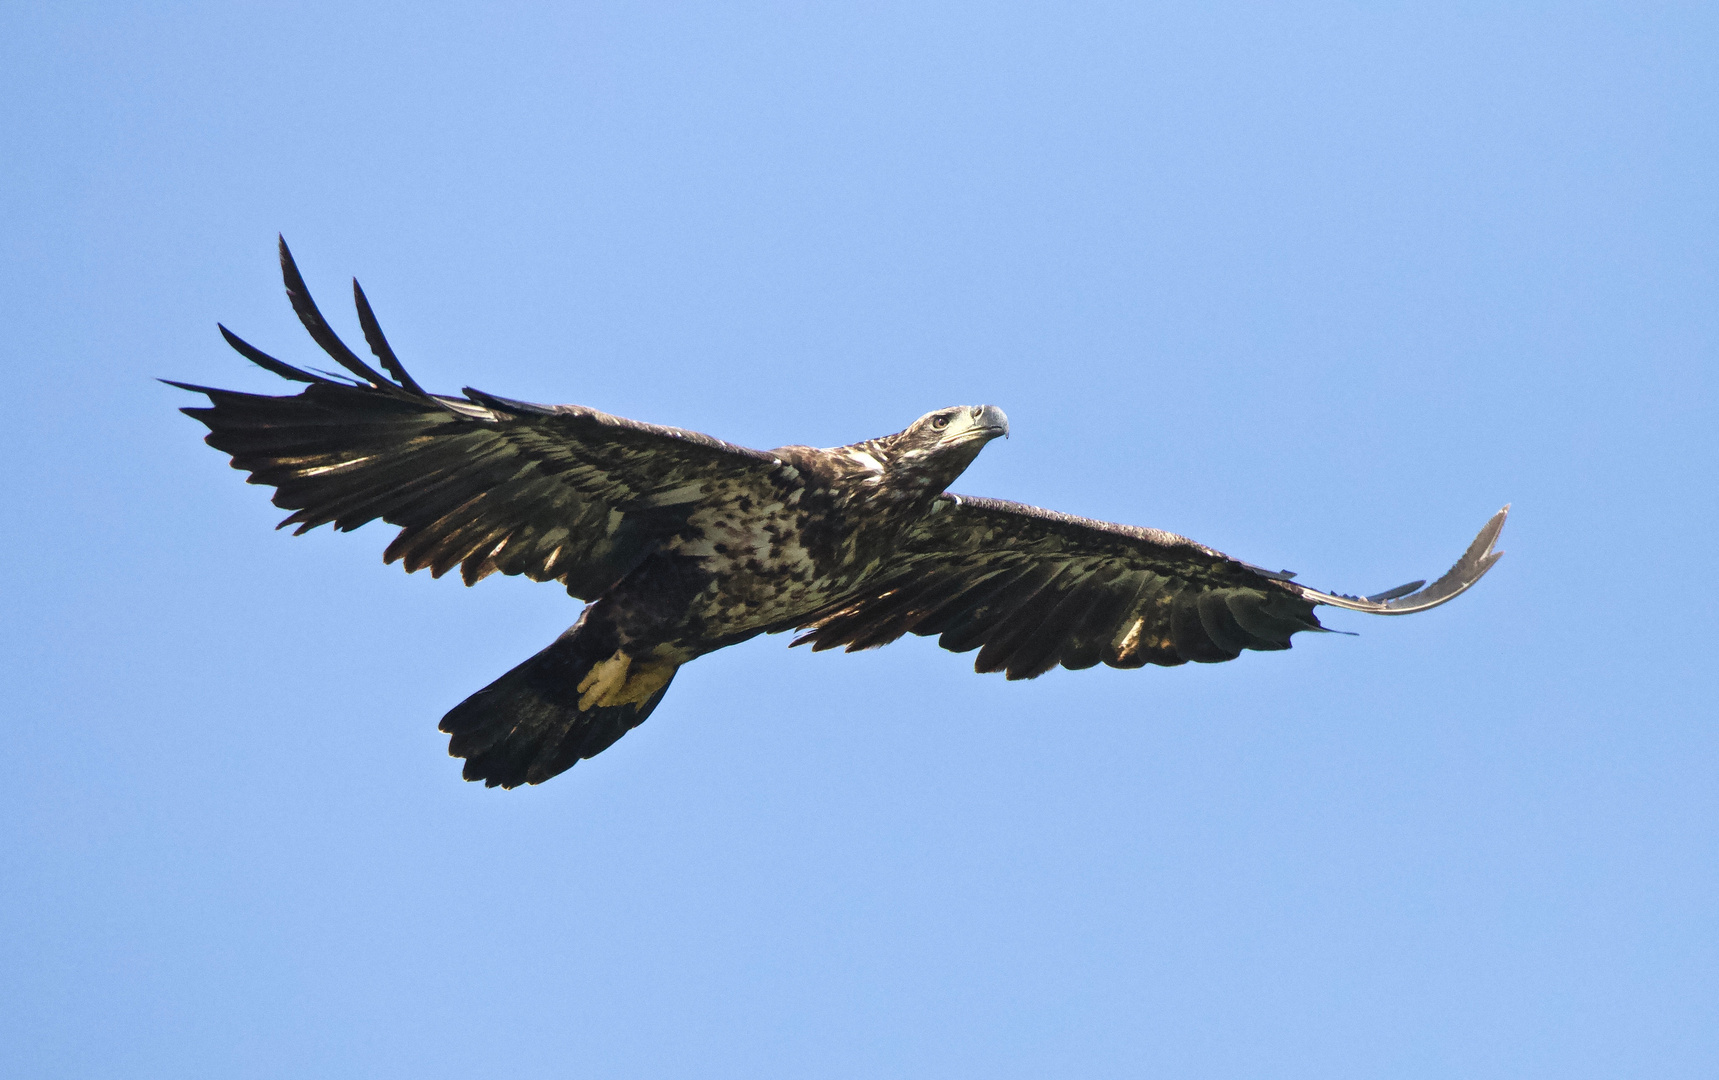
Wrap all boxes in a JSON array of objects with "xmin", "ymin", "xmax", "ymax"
[{"xmin": 972, "ymin": 404, "xmax": 1010, "ymax": 439}]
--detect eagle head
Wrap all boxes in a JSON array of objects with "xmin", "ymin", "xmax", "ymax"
[{"xmin": 878, "ymin": 404, "xmax": 1010, "ymax": 492}]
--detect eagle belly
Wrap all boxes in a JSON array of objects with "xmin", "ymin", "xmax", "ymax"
[
  {"xmin": 670, "ymin": 496, "xmax": 848, "ymax": 639},
  {"xmin": 597, "ymin": 445, "xmax": 932, "ymax": 656}
]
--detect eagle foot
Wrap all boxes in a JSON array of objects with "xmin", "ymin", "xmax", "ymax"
[{"xmin": 577, "ymin": 649, "xmax": 679, "ymax": 710}]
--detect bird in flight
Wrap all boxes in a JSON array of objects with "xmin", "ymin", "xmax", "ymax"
[{"xmin": 172, "ymin": 240, "xmax": 1509, "ymax": 788}]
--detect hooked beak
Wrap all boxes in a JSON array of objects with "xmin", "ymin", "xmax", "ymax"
[{"xmin": 971, "ymin": 404, "xmax": 1010, "ymax": 440}]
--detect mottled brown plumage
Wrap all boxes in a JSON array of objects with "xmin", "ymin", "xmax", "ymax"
[{"xmin": 173, "ymin": 241, "xmax": 1508, "ymax": 787}]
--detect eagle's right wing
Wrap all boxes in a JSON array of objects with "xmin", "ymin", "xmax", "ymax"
[
  {"xmin": 792, "ymin": 497, "xmax": 1508, "ymax": 680},
  {"xmin": 172, "ymin": 239, "xmax": 782, "ymax": 599}
]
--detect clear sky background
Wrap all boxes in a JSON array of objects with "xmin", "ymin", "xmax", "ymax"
[{"xmin": 4, "ymin": 3, "xmax": 1715, "ymax": 1077}]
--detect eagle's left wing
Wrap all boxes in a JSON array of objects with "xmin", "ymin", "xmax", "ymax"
[{"xmin": 791, "ymin": 497, "xmax": 1508, "ymax": 679}]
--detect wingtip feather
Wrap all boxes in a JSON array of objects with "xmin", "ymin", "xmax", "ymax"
[
  {"xmin": 217, "ymin": 323, "xmax": 327, "ymax": 384},
  {"xmin": 276, "ymin": 237, "xmax": 402, "ymax": 391},
  {"xmin": 1302, "ymin": 504, "xmax": 1510, "ymax": 616},
  {"xmin": 352, "ymin": 277, "xmax": 429, "ymax": 395}
]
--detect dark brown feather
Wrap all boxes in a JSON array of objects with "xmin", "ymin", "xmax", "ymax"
[
  {"xmin": 971, "ymin": 563, "xmax": 1086, "ymax": 675},
  {"xmin": 351, "ymin": 278, "xmax": 428, "ymax": 395},
  {"xmin": 795, "ymin": 496, "xmax": 1325, "ymax": 678},
  {"xmin": 276, "ymin": 237, "xmax": 400, "ymax": 392}
]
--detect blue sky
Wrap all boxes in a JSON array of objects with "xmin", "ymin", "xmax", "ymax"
[{"xmin": 3, "ymin": 2, "xmax": 1715, "ymax": 1076}]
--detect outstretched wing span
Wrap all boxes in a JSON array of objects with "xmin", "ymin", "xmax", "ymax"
[
  {"xmin": 171, "ymin": 237, "xmax": 776, "ymax": 598},
  {"xmin": 792, "ymin": 498, "xmax": 1508, "ymax": 679}
]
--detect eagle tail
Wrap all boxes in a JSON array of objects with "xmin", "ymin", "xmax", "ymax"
[{"xmin": 438, "ymin": 616, "xmax": 677, "ymax": 788}]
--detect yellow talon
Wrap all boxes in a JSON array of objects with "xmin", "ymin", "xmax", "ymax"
[
  {"xmin": 577, "ymin": 650, "xmax": 680, "ymax": 710},
  {"xmin": 577, "ymin": 651, "xmax": 632, "ymax": 710}
]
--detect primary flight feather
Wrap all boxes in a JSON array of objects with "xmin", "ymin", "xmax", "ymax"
[{"xmin": 172, "ymin": 240, "xmax": 1509, "ymax": 788}]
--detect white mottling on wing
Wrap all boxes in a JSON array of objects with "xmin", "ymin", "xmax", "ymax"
[
  {"xmin": 1115, "ymin": 618, "xmax": 1144, "ymax": 655},
  {"xmin": 846, "ymin": 449, "xmax": 885, "ymax": 473},
  {"xmin": 301, "ymin": 456, "xmax": 372, "ymax": 476}
]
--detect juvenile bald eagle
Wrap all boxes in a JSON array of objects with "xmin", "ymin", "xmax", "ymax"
[{"xmin": 172, "ymin": 241, "xmax": 1508, "ymax": 788}]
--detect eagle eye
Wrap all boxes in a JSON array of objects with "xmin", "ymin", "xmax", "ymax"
[{"xmin": 930, "ymin": 415, "xmax": 950, "ymax": 431}]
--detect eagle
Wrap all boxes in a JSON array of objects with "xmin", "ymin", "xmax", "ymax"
[{"xmin": 172, "ymin": 240, "xmax": 1509, "ymax": 788}]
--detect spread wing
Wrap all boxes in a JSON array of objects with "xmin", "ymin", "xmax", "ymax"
[
  {"xmin": 172, "ymin": 238, "xmax": 778, "ymax": 599},
  {"xmin": 792, "ymin": 496, "xmax": 1508, "ymax": 679}
]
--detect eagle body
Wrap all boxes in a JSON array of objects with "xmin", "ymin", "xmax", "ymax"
[
  {"xmin": 173, "ymin": 241, "xmax": 1509, "ymax": 788},
  {"xmin": 664, "ymin": 445, "xmax": 922, "ymax": 645},
  {"xmin": 543, "ymin": 409, "xmax": 1006, "ymax": 659}
]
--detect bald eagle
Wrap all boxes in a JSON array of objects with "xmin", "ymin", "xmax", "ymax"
[{"xmin": 172, "ymin": 241, "xmax": 1508, "ymax": 788}]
